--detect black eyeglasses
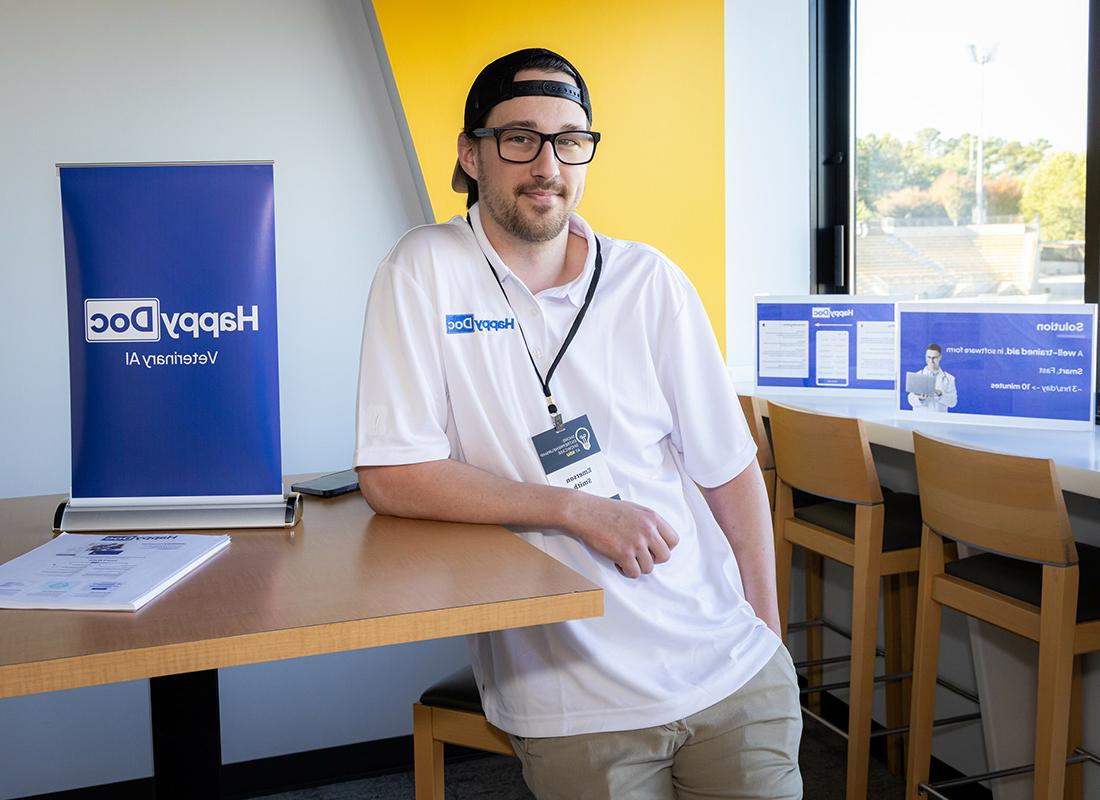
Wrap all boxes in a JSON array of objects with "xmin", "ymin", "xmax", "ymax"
[{"xmin": 471, "ymin": 127, "xmax": 601, "ymax": 165}]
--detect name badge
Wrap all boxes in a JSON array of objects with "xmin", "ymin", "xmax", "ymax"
[{"xmin": 531, "ymin": 414, "xmax": 620, "ymax": 500}]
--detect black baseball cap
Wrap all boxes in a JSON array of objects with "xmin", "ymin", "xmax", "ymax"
[{"xmin": 451, "ymin": 48, "xmax": 592, "ymax": 193}]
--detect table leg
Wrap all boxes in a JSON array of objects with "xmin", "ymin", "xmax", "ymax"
[{"xmin": 150, "ymin": 670, "xmax": 222, "ymax": 799}]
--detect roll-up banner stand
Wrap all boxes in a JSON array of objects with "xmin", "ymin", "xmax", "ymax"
[
  {"xmin": 896, "ymin": 302, "xmax": 1098, "ymax": 430},
  {"xmin": 754, "ymin": 295, "xmax": 902, "ymax": 396},
  {"xmin": 56, "ymin": 162, "xmax": 302, "ymax": 531}
]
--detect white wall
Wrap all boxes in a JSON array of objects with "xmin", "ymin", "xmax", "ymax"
[
  {"xmin": 725, "ymin": 0, "xmax": 812, "ymax": 381},
  {"xmin": 0, "ymin": 2, "xmax": 469, "ymax": 796}
]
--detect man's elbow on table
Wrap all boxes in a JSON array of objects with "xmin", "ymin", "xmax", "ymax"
[{"xmin": 356, "ymin": 465, "xmax": 405, "ymax": 516}]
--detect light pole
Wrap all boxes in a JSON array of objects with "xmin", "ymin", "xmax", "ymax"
[{"xmin": 968, "ymin": 44, "xmax": 997, "ymax": 225}]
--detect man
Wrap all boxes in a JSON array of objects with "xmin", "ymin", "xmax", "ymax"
[
  {"xmin": 907, "ymin": 343, "xmax": 958, "ymax": 412},
  {"xmin": 355, "ymin": 48, "xmax": 801, "ymax": 799}
]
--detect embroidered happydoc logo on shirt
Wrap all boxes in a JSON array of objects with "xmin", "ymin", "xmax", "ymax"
[{"xmin": 445, "ymin": 313, "xmax": 517, "ymax": 334}]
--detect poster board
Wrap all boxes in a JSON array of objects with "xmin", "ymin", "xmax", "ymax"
[
  {"xmin": 895, "ymin": 302, "xmax": 1097, "ymax": 430},
  {"xmin": 754, "ymin": 295, "xmax": 900, "ymax": 396},
  {"xmin": 58, "ymin": 162, "xmax": 298, "ymax": 529}
]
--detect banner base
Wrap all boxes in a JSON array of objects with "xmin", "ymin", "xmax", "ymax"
[{"xmin": 53, "ymin": 494, "xmax": 303, "ymax": 532}]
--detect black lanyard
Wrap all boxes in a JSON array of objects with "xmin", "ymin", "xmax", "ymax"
[{"xmin": 467, "ymin": 217, "xmax": 602, "ymax": 432}]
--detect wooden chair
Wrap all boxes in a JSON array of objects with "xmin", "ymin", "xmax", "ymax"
[
  {"xmin": 770, "ymin": 401, "xmax": 922, "ymax": 800},
  {"xmin": 412, "ymin": 667, "xmax": 514, "ymax": 800},
  {"xmin": 738, "ymin": 394, "xmax": 776, "ymax": 509},
  {"xmin": 907, "ymin": 433, "xmax": 1100, "ymax": 800}
]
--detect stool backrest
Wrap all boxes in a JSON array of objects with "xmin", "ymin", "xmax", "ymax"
[
  {"xmin": 912, "ymin": 432, "xmax": 1076, "ymax": 565},
  {"xmin": 768, "ymin": 401, "xmax": 882, "ymax": 505},
  {"xmin": 738, "ymin": 395, "xmax": 774, "ymax": 471}
]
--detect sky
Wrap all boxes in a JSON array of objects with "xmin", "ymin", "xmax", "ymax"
[{"xmin": 856, "ymin": 0, "xmax": 1089, "ymax": 152}]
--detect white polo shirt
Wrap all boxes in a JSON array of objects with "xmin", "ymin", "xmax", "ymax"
[{"xmin": 354, "ymin": 203, "xmax": 780, "ymax": 737}]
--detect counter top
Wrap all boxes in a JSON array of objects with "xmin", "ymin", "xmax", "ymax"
[{"xmin": 743, "ymin": 390, "xmax": 1100, "ymax": 499}]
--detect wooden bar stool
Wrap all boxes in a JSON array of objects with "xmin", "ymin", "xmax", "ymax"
[
  {"xmin": 738, "ymin": 394, "xmax": 776, "ymax": 509},
  {"xmin": 412, "ymin": 667, "xmax": 514, "ymax": 800},
  {"xmin": 770, "ymin": 401, "xmax": 923, "ymax": 800},
  {"xmin": 907, "ymin": 433, "xmax": 1100, "ymax": 800}
]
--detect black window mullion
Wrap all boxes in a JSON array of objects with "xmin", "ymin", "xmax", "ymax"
[
  {"xmin": 1087, "ymin": 0, "xmax": 1100, "ymax": 419},
  {"xmin": 810, "ymin": 0, "xmax": 852, "ymax": 294},
  {"xmin": 1086, "ymin": 0, "xmax": 1100, "ymax": 307}
]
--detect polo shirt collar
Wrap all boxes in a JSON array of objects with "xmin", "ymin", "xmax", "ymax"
[{"xmin": 467, "ymin": 203, "xmax": 597, "ymax": 309}]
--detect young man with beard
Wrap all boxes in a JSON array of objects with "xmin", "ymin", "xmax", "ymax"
[{"xmin": 355, "ymin": 48, "xmax": 802, "ymax": 799}]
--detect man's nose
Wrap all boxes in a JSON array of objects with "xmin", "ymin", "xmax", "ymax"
[{"xmin": 530, "ymin": 140, "xmax": 560, "ymax": 180}]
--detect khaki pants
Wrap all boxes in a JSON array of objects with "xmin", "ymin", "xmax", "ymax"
[{"xmin": 509, "ymin": 646, "xmax": 803, "ymax": 800}]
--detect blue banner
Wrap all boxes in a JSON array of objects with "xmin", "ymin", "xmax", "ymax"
[
  {"xmin": 756, "ymin": 298, "xmax": 897, "ymax": 392},
  {"xmin": 897, "ymin": 305, "xmax": 1096, "ymax": 424},
  {"xmin": 61, "ymin": 163, "xmax": 283, "ymax": 498}
]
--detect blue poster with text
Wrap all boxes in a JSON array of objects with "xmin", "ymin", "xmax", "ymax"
[
  {"xmin": 756, "ymin": 299, "xmax": 897, "ymax": 391},
  {"xmin": 61, "ymin": 163, "xmax": 283, "ymax": 498},
  {"xmin": 897, "ymin": 306, "xmax": 1096, "ymax": 424}
]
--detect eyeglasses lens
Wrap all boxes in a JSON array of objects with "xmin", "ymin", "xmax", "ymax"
[{"xmin": 498, "ymin": 129, "xmax": 596, "ymax": 165}]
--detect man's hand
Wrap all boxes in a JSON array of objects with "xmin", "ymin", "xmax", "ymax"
[{"xmin": 565, "ymin": 494, "xmax": 680, "ymax": 579}]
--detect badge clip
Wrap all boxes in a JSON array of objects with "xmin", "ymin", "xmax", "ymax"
[{"xmin": 547, "ymin": 395, "xmax": 565, "ymax": 433}]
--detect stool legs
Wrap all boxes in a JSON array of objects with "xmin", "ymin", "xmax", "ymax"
[
  {"xmin": 845, "ymin": 505, "xmax": 885, "ymax": 800},
  {"xmin": 900, "ymin": 574, "xmax": 919, "ymax": 763},
  {"xmin": 1033, "ymin": 564, "xmax": 1078, "ymax": 800},
  {"xmin": 905, "ymin": 527, "xmax": 944, "ymax": 800},
  {"xmin": 775, "ymin": 488, "xmax": 795, "ymax": 642},
  {"xmin": 1066, "ymin": 656, "xmax": 1084, "ymax": 800},
  {"xmin": 413, "ymin": 704, "xmax": 444, "ymax": 800},
  {"xmin": 805, "ymin": 552, "xmax": 824, "ymax": 716},
  {"xmin": 884, "ymin": 573, "xmax": 914, "ymax": 774}
]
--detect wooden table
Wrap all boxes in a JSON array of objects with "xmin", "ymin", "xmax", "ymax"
[{"xmin": 0, "ymin": 479, "xmax": 603, "ymax": 798}]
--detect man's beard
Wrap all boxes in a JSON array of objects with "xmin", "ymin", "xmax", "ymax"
[{"xmin": 478, "ymin": 171, "xmax": 579, "ymax": 243}]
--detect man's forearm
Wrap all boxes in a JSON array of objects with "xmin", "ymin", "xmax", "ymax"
[
  {"xmin": 702, "ymin": 461, "xmax": 781, "ymax": 636},
  {"xmin": 357, "ymin": 459, "xmax": 682, "ymax": 579},
  {"xmin": 358, "ymin": 459, "xmax": 578, "ymax": 529}
]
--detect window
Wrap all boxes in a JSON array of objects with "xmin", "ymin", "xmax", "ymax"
[
  {"xmin": 812, "ymin": 0, "xmax": 1098, "ymax": 307},
  {"xmin": 852, "ymin": 0, "xmax": 1091, "ymax": 303}
]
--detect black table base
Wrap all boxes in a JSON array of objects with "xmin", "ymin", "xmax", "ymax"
[{"xmin": 150, "ymin": 670, "xmax": 222, "ymax": 799}]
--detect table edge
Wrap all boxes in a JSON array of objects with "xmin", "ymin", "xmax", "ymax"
[{"xmin": 0, "ymin": 588, "xmax": 602, "ymax": 699}]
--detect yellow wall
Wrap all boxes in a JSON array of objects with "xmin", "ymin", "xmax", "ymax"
[{"xmin": 372, "ymin": 0, "xmax": 726, "ymax": 350}]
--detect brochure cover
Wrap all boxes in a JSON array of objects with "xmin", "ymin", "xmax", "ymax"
[{"xmin": 0, "ymin": 533, "xmax": 229, "ymax": 611}]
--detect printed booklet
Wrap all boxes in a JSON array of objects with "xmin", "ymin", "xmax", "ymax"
[{"xmin": 0, "ymin": 532, "xmax": 229, "ymax": 611}]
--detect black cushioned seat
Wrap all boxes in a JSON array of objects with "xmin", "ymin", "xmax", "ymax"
[
  {"xmin": 792, "ymin": 486, "xmax": 892, "ymax": 510},
  {"xmin": 419, "ymin": 667, "xmax": 484, "ymax": 714},
  {"xmin": 792, "ymin": 488, "xmax": 827, "ymax": 508},
  {"xmin": 793, "ymin": 490, "xmax": 921, "ymax": 552},
  {"xmin": 944, "ymin": 541, "xmax": 1100, "ymax": 622}
]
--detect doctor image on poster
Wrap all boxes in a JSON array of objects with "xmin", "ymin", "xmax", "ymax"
[{"xmin": 907, "ymin": 343, "xmax": 958, "ymax": 412}]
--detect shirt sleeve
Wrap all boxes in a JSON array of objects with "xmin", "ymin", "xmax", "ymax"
[
  {"xmin": 353, "ymin": 261, "xmax": 452, "ymax": 466},
  {"xmin": 655, "ymin": 278, "xmax": 757, "ymax": 488},
  {"xmin": 941, "ymin": 373, "xmax": 958, "ymax": 408}
]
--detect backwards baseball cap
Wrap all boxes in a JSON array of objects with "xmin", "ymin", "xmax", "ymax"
[{"xmin": 451, "ymin": 47, "xmax": 592, "ymax": 193}]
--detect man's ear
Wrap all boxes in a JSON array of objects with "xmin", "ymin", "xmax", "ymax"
[{"xmin": 457, "ymin": 132, "xmax": 479, "ymax": 184}]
